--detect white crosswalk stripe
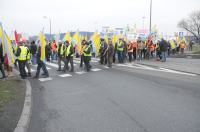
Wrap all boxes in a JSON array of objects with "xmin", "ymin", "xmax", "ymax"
[
  {"xmin": 59, "ymin": 74, "xmax": 72, "ymax": 77},
  {"xmin": 91, "ymin": 68, "xmax": 102, "ymax": 72},
  {"xmin": 75, "ymin": 71, "xmax": 87, "ymax": 75},
  {"xmin": 38, "ymin": 77, "xmax": 53, "ymax": 82}
]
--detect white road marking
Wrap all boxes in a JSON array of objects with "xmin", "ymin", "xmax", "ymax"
[
  {"xmin": 39, "ymin": 77, "xmax": 52, "ymax": 82},
  {"xmin": 159, "ymin": 67, "xmax": 197, "ymax": 76},
  {"xmin": 104, "ymin": 66, "xmax": 110, "ymax": 69},
  {"xmin": 25, "ymin": 67, "xmax": 35, "ymax": 72},
  {"xmin": 45, "ymin": 62, "xmax": 58, "ymax": 68},
  {"xmin": 59, "ymin": 74, "xmax": 72, "ymax": 77},
  {"xmin": 91, "ymin": 68, "xmax": 102, "ymax": 72},
  {"xmin": 75, "ymin": 71, "xmax": 87, "ymax": 75},
  {"xmin": 46, "ymin": 67, "xmax": 51, "ymax": 70},
  {"xmin": 115, "ymin": 63, "xmax": 197, "ymax": 76}
]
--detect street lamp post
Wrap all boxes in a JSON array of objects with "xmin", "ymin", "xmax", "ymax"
[
  {"xmin": 43, "ymin": 16, "xmax": 51, "ymax": 40},
  {"xmin": 149, "ymin": 0, "xmax": 152, "ymax": 35}
]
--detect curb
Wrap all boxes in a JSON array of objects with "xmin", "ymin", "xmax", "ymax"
[
  {"xmin": 136, "ymin": 62, "xmax": 200, "ymax": 76},
  {"xmin": 13, "ymin": 69, "xmax": 32, "ymax": 132}
]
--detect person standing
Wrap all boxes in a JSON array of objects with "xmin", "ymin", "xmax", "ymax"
[
  {"xmin": 45, "ymin": 42, "xmax": 51, "ymax": 61},
  {"xmin": 80, "ymin": 40, "xmax": 86, "ymax": 68},
  {"xmin": 180, "ymin": 40, "xmax": 186, "ymax": 54},
  {"xmin": 15, "ymin": 42, "xmax": 28, "ymax": 79},
  {"xmin": 0, "ymin": 43, "xmax": 6, "ymax": 79},
  {"xmin": 107, "ymin": 39, "xmax": 114, "ymax": 67},
  {"xmin": 83, "ymin": 42, "xmax": 92, "ymax": 71},
  {"xmin": 57, "ymin": 41, "xmax": 65, "ymax": 71},
  {"xmin": 127, "ymin": 41, "xmax": 133, "ymax": 62},
  {"xmin": 159, "ymin": 38, "xmax": 168, "ymax": 62},
  {"xmin": 137, "ymin": 40, "xmax": 144, "ymax": 60},
  {"xmin": 117, "ymin": 38, "xmax": 124, "ymax": 63},
  {"xmin": 34, "ymin": 44, "xmax": 49, "ymax": 78},
  {"xmin": 63, "ymin": 41, "xmax": 74, "ymax": 72}
]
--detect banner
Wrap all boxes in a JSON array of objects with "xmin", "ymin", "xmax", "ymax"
[
  {"xmin": 39, "ymin": 32, "xmax": 46, "ymax": 61},
  {"xmin": 14, "ymin": 30, "xmax": 19, "ymax": 45},
  {"xmin": 3, "ymin": 31, "xmax": 15, "ymax": 66},
  {"xmin": 73, "ymin": 31, "xmax": 81, "ymax": 54}
]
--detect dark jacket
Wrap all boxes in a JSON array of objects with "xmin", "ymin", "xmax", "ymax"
[
  {"xmin": 30, "ymin": 43, "xmax": 37, "ymax": 55},
  {"xmin": 36, "ymin": 46, "xmax": 42, "ymax": 63},
  {"xmin": 107, "ymin": 44, "xmax": 114, "ymax": 57},
  {"xmin": 159, "ymin": 39, "xmax": 168, "ymax": 52}
]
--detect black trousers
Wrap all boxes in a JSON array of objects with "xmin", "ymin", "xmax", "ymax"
[
  {"xmin": 83, "ymin": 56, "xmax": 91, "ymax": 71},
  {"xmin": 80, "ymin": 55, "xmax": 84, "ymax": 67},
  {"xmin": 18, "ymin": 60, "xmax": 27, "ymax": 78},
  {"xmin": 36, "ymin": 61, "xmax": 49, "ymax": 77},
  {"xmin": 0, "ymin": 63, "xmax": 6, "ymax": 78},
  {"xmin": 63, "ymin": 57, "xmax": 74, "ymax": 72},
  {"xmin": 128, "ymin": 52, "xmax": 133, "ymax": 62}
]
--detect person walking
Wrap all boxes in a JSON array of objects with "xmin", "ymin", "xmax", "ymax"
[
  {"xmin": 15, "ymin": 42, "xmax": 28, "ymax": 79},
  {"xmin": 30, "ymin": 40, "xmax": 37, "ymax": 64},
  {"xmin": 57, "ymin": 41, "xmax": 65, "ymax": 71},
  {"xmin": 34, "ymin": 43, "xmax": 49, "ymax": 78},
  {"xmin": 83, "ymin": 41, "xmax": 92, "ymax": 71},
  {"xmin": 0, "ymin": 43, "xmax": 6, "ymax": 79},
  {"xmin": 63, "ymin": 41, "xmax": 74, "ymax": 72},
  {"xmin": 24, "ymin": 43, "xmax": 31, "ymax": 77}
]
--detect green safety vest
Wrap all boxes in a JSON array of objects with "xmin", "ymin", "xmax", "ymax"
[
  {"xmin": 60, "ymin": 44, "xmax": 64, "ymax": 55},
  {"xmin": 18, "ymin": 46, "xmax": 27, "ymax": 61},
  {"xmin": 117, "ymin": 41, "xmax": 124, "ymax": 51},
  {"xmin": 83, "ymin": 45, "xmax": 92, "ymax": 57},
  {"xmin": 65, "ymin": 44, "xmax": 73, "ymax": 57}
]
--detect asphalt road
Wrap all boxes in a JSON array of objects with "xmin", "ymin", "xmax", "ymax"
[{"xmin": 28, "ymin": 59, "xmax": 200, "ymax": 132}]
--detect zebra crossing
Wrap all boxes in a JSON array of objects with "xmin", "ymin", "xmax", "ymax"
[{"xmin": 26, "ymin": 57, "xmax": 197, "ymax": 82}]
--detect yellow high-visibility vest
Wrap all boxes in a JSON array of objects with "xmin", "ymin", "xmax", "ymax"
[{"xmin": 18, "ymin": 46, "xmax": 27, "ymax": 61}]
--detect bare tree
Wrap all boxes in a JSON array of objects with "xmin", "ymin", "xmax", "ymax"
[{"xmin": 178, "ymin": 10, "xmax": 200, "ymax": 44}]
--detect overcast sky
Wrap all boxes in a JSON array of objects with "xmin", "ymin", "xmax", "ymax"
[{"xmin": 0, "ymin": 0, "xmax": 200, "ymax": 36}]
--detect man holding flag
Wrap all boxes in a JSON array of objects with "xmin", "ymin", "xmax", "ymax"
[{"xmin": 34, "ymin": 33, "xmax": 49, "ymax": 78}]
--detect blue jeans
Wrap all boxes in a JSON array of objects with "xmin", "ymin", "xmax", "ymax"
[
  {"xmin": 117, "ymin": 51, "xmax": 123, "ymax": 63},
  {"xmin": 31, "ymin": 54, "xmax": 36, "ymax": 64},
  {"xmin": 161, "ymin": 51, "xmax": 167, "ymax": 62}
]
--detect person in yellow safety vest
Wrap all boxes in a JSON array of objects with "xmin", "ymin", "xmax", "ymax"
[
  {"xmin": 117, "ymin": 38, "xmax": 124, "ymax": 63},
  {"xmin": 24, "ymin": 44, "xmax": 31, "ymax": 77},
  {"xmin": 57, "ymin": 41, "xmax": 65, "ymax": 71},
  {"xmin": 63, "ymin": 41, "xmax": 74, "ymax": 72},
  {"xmin": 83, "ymin": 41, "xmax": 92, "ymax": 71},
  {"xmin": 180, "ymin": 40, "xmax": 186, "ymax": 54},
  {"xmin": 15, "ymin": 42, "xmax": 28, "ymax": 79}
]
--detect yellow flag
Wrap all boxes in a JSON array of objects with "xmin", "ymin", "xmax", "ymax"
[
  {"xmin": 0, "ymin": 23, "xmax": 5, "ymax": 53},
  {"xmin": 63, "ymin": 32, "xmax": 71, "ymax": 43},
  {"xmin": 170, "ymin": 40, "xmax": 175, "ymax": 49},
  {"xmin": 73, "ymin": 31, "xmax": 81, "ymax": 54},
  {"xmin": 104, "ymin": 34, "xmax": 108, "ymax": 44},
  {"xmin": 112, "ymin": 34, "xmax": 118, "ymax": 48},
  {"xmin": 92, "ymin": 32, "xmax": 100, "ymax": 56},
  {"xmin": 3, "ymin": 31, "xmax": 15, "ymax": 66},
  {"xmin": 39, "ymin": 32, "xmax": 46, "ymax": 61}
]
